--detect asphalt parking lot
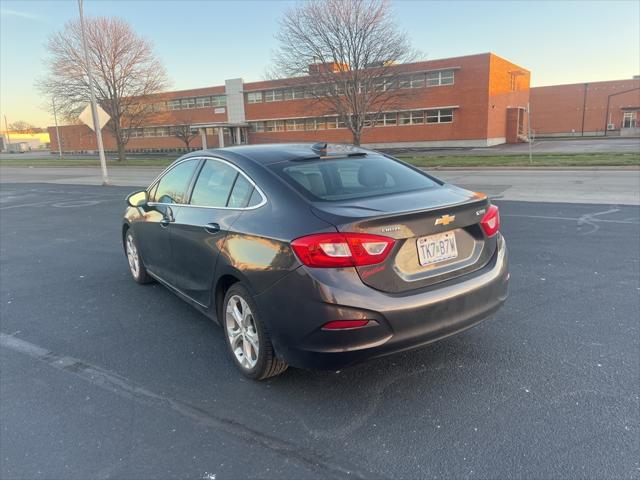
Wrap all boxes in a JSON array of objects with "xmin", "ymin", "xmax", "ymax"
[{"xmin": 1, "ymin": 183, "xmax": 639, "ymax": 479}]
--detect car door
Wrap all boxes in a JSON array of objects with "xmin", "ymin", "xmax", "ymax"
[
  {"xmin": 135, "ymin": 158, "xmax": 200, "ymax": 284},
  {"xmin": 169, "ymin": 158, "xmax": 261, "ymax": 307}
]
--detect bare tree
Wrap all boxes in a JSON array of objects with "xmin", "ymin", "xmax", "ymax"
[
  {"xmin": 173, "ymin": 123, "xmax": 198, "ymax": 150},
  {"xmin": 273, "ymin": 0, "xmax": 416, "ymax": 145},
  {"xmin": 8, "ymin": 121, "xmax": 42, "ymax": 133},
  {"xmin": 38, "ymin": 17, "xmax": 168, "ymax": 161}
]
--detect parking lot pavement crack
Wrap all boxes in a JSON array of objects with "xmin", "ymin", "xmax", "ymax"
[{"xmin": 0, "ymin": 333, "xmax": 385, "ymax": 480}]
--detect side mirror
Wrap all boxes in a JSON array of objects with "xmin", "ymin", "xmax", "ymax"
[{"xmin": 126, "ymin": 190, "xmax": 148, "ymax": 208}]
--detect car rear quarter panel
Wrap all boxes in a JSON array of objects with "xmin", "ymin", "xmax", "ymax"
[{"xmin": 215, "ymin": 157, "xmax": 338, "ymax": 296}]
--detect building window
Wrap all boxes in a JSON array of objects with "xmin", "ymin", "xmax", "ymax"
[
  {"xmin": 326, "ymin": 116, "xmax": 338, "ymax": 129},
  {"xmin": 411, "ymin": 111, "xmax": 424, "ymax": 124},
  {"xmin": 399, "ymin": 73, "xmax": 425, "ymax": 89},
  {"xmin": 622, "ymin": 111, "xmax": 637, "ymax": 128},
  {"xmin": 196, "ymin": 97, "xmax": 211, "ymax": 108},
  {"xmin": 363, "ymin": 114, "xmax": 376, "ymax": 127},
  {"xmin": 283, "ymin": 87, "xmax": 305, "ymax": 100},
  {"xmin": 286, "ymin": 119, "xmax": 306, "ymax": 131},
  {"xmin": 167, "ymin": 99, "xmax": 181, "ymax": 110},
  {"xmin": 181, "ymin": 98, "xmax": 196, "ymax": 109},
  {"xmin": 250, "ymin": 122, "xmax": 265, "ymax": 132},
  {"xmin": 211, "ymin": 95, "xmax": 226, "ymax": 107},
  {"xmin": 247, "ymin": 91, "xmax": 263, "ymax": 104},
  {"xmin": 426, "ymin": 108, "xmax": 454, "ymax": 123},
  {"xmin": 264, "ymin": 120, "xmax": 285, "ymax": 131},
  {"xmin": 426, "ymin": 70, "xmax": 455, "ymax": 87},
  {"xmin": 399, "ymin": 112, "xmax": 412, "ymax": 125},
  {"xmin": 374, "ymin": 78, "xmax": 393, "ymax": 91},
  {"xmin": 315, "ymin": 117, "xmax": 326, "ymax": 130},
  {"xmin": 410, "ymin": 74, "xmax": 425, "ymax": 88},
  {"xmin": 383, "ymin": 112, "xmax": 397, "ymax": 126},
  {"xmin": 440, "ymin": 70, "xmax": 455, "ymax": 85},
  {"xmin": 155, "ymin": 127, "xmax": 169, "ymax": 137},
  {"xmin": 265, "ymin": 90, "xmax": 284, "ymax": 102},
  {"xmin": 128, "ymin": 128, "xmax": 144, "ymax": 138},
  {"xmin": 205, "ymin": 127, "xmax": 218, "ymax": 135},
  {"xmin": 143, "ymin": 128, "xmax": 156, "ymax": 137}
]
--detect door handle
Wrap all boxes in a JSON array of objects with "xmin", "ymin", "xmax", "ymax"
[{"xmin": 204, "ymin": 222, "xmax": 220, "ymax": 234}]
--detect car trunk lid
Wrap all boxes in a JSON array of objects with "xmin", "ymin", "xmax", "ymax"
[{"xmin": 311, "ymin": 185, "xmax": 497, "ymax": 293}]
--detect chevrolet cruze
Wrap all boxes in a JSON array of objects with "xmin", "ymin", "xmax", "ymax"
[{"xmin": 123, "ymin": 143, "xmax": 508, "ymax": 379}]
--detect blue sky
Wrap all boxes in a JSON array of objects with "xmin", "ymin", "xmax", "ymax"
[{"xmin": 1, "ymin": 0, "xmax": 638, "ymax": 127}]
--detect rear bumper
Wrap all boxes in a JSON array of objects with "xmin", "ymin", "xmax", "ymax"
[{"xmin": 254, "ymin": 235, "xmax": 509, "ymax": 370}]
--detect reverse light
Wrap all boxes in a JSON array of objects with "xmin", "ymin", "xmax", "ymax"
[
  {"xmin": 321, "ymin": 320, "xmax": 370, "ymax": 330},
  {"xmin": 480, "ymin": 205, "xmax": 500, "ymax": 237},
  {"xmin": 291, "ymin": 232, "xmax": 395, "ymax": 268}
]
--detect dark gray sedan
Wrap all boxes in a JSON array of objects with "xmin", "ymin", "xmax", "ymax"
[{"xmin": 123, "ymin": 143, "xmax": 508, "ymax": 379}]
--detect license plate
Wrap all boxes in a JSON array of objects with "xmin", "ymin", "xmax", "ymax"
[{"xmin": 416, "ymin": 231, "xmax": 458, "ymax": 266}]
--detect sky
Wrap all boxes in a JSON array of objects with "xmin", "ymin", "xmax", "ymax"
[{"xmin": 1, "ymin": 0, "xmax": 639, "ymax": 127}]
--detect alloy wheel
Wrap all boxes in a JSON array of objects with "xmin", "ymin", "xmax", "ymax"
[
  {"xmin": 225, "ymin": 294, "xmax": 260, "ymax": 370},
  {"xmin": 126, "ymin": 233, "xmax": 140, "ymax": 278}
]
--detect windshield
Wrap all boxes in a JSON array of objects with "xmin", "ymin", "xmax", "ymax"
[{"xmin": 270, "ymin": 154, "xmax": 440, "ymax": 202}]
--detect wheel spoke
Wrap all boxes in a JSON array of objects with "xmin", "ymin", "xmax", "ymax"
[
  {"xmin": 228, "ymin": 328, "xmax": 242, "ymax": 350},
  {"xmin": 245, "ymin": 329, "xmax": 259, "ymax": 358},
  {"xmin": 233, "ymin": 304, "xmax": 244, "ymax": 326}
]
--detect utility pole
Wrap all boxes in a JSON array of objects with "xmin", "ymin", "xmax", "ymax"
[
  {"xmin": 77, "ymin": 0, "xmax": 109, "ymax": 185},
  {"xmin": 527, "ymin": 103, "xmax": 533, "ymax": 165},
  {"xmin": 52, "ymin": 98, "xmax": 63, "ymax": 158},
  {"xmin": 3, "ymin": 115, "xmax": 10, "ymax": 152}
]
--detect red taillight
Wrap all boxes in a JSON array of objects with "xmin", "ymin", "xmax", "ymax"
[
  {"xmin": 291, "ymin": 232, "xmax": 395, "ymax": 268},
  {"xmin": 322, "ymin": 320, "xmax": 370, "ymax": 330},
  {"xmin": 480, "ymin": 205, "xmax": 500, "ymax": 237}
]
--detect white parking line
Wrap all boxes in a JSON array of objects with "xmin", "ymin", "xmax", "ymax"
[
  {"xmin": 0, "ymin": 333, "xmax": 376, "ymax": 480},
  {"xmin": 501, "ymin": 214, "xmax": 638, "ymax": 225}
]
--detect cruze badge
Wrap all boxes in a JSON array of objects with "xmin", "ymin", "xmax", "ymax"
[{"xmin": 435, "ymin": 214, "xmax": 455, "ymax": 226}]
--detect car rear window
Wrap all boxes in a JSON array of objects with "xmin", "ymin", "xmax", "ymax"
[{"xmin": 270, "ymin": 154, "xmax": 440, "ymax": 201}]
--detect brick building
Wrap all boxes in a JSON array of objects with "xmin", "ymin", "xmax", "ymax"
[
  {"xmin": 530, "ymin": 78, "xmax": 640, "ymax": 137},
  {"xmin": 48, "ymin": 52, "xmax": 531, "ymax": 153}
]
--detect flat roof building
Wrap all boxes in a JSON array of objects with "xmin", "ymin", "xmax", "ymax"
[
  {"xmin": 530, "ymin": 78, "xmax": 640, "ymax": 137},
  {"xmin": 48, "ymin": 52, "xmax": 532, "ymax": 153}
]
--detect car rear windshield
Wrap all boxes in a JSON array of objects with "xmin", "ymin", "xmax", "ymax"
[{"xmin": 269, "ymin": 154, "xmax": 440, "ymax": 201}]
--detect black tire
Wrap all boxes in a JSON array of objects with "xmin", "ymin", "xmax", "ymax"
[
  {"xmin": 222, "ymin": 283, "xmax": 288, "ymax": 380},
  {"xmin": 124, "ymin": 229, "xmax": 153, "ymax": 284}
]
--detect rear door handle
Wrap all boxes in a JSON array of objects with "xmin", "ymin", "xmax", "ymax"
[{"xmin": 204, "ymin": 223, "xmax": 220, "ymax": 234}]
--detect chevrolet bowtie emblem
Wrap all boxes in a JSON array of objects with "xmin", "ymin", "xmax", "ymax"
[{"xmin": 435, "ymin": 214, "xmax": 455, "ymax": 226}]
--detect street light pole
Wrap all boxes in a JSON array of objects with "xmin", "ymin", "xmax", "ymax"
[
  {"xmin": 52, "ymin": 98, "xmax": 63, "ymax": 158},
  {"xmin": 77, "ymin": 0, "xmax": 109, "ymax": 185},
  {"xmin": 3, "ymin": 115, "xmax": 11, "ymax": 151}
]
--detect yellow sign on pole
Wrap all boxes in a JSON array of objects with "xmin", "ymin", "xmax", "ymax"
[{"xmin": 78, "ymin": 103, "xmax": 111, "ymax": 132}]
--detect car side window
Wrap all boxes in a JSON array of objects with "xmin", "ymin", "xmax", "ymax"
[
  {"xmin": 227, "ymin": 175, "xmax": 254, "ymax": 208},
  {"xmin": 247, "ymin": 189, "xmax": 263, "ymax": 208},
  {"xmin": 153, "ymin": 159, "xmax": 199, "ymax": 204},
  {"xmin": 190, "ymin": 159, "xmax": 239, "ymax": 208}
]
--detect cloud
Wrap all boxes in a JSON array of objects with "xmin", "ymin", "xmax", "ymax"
[{"xmin": 0, "ymin": 8, "xmax": 41, "ymax": 20}]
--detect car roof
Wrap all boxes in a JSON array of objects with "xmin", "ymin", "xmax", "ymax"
[{"xmin": 186, "ymin": 143, "xmax": 374, "ymax": 166}]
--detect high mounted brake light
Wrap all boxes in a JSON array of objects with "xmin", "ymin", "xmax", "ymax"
[{"xmin": 291, "ymin": 232, "xmax": 395, "ymax": 268}]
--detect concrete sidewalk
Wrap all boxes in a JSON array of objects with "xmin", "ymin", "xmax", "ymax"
[{"xmin": 1, "ymin": 165, "xmax": 639, "ymax": 205}]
